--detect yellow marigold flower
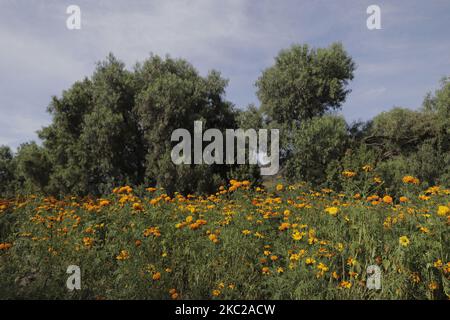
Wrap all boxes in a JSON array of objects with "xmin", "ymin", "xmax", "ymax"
[
  {"xmin": 324, "ymin": 206, "xmax": 339, "ymax": 216},
  {"xmin": 428, "ymin": 281, "xmax": 438, "ymax": 291},
  {"xmin": 305, "ymin": 258, "xmax": 315, "ymax": 265},
  {"xmin": 419, "ymin": 226, "xmax": 429, "ymax": 234},
  {"xmin": 242, "ymin": 229, "xmax": 251, "ymax": 235},
  {"xmin": 419, "ymin": 195, "xmax": 430, "ymax": 201},
  {"xmin": 437, "ymin": 206, "xmax": 449, "ymax": 216},
  {"xmin": 212, "ymin": 289, "xmax": 221, "ymax": 297},
  {"xmin": 362, "ymin": 165, "xmax": 373, "ymax": 172},
  {"xmin": 382, "ymin": 195, "xmax": 393, "ymax": 204},
  {"xmin": 342, "ymin": 170, "xmax": 356, "ymax": 178},
  {"xmin": 208, "ymin": 234, "xmax": 219, "ymax": 243},
  {"xmin": 82, "ymin": 237, "xmax": 93, "ymax": 248},
  {"xmin": 175, "ymin": 222, "xmax": 185, "ymax": 229},
  {"xmin": 116, "ymin": 250, "xmax": 130, "ymax": 261},
  {"xmin": 317, "ymin": 263, "xmax": 329, "ymax": 272},
  {"xmin": 399, "ymin": 236, "xmax": 410, "ymax": 247},
  {"xmin": 402, "ymin": 175, "xmax": 420, "ymax": 185},
  {"xmin": 99, "ymin": 199, "xmax": 110, "ymax": 207},
  {"xmin": 143, "ymin": 226, "xmax": 161, "ymax": 237},
  {"xmin": 332, "ymin": 271, "xmax": 340, "ymax": 280},
  {"xmin": 132, "ymin": 202, "xmax": 144, "ymax": 211},
  {"xmin": 292, "ymin": 230, "xmax": 304, "ymax": 241},
  {"xmin": 347, "ymin": 257, "xmax": 357, "ymax": 266},
  {"xmin": 270, "ymin": 255, "xmax": 278, "ymax": 261},
  {"xmin": 278, "ymin": 222, "xmax": 290, "ymax": 231},
  {"xmin": 373, "ymin": 176, "xmax": 382, "ymax": 184},
  {"xmin": 444, "ymin": 263, "xmax": 450, "ymax": 274},
  {"xmin": 339, "ymin": 281, "xmax": 352, "ymax": 289},
  {"xmin": 434, "ymin": 259, "xmax": 443, "ymax": 268},
  {"xmin": 276, "ymin": 184, "xmax": 284, "ymax": 191}
]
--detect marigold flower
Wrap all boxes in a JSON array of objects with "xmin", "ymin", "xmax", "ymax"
[
  {"xmin": 428, "ymin": 281, "xmax": 438, "ymax": 290},
  {"xmin": 152, "ymin": 272, "xmax": 161, "ymax": 281},
  {"xmin": 116, "ymin": 250, "xmax": 130, "ymax": 261},
  {"xmin": 399, "ymin": 236, "xmax": 410, "ymax": 247},
  {"xmin": 402, "ymin": 175, "xmax": 420, "ymax": 185},
  {"xmin": 382, "ymin": 195, "xmax": 393, "ymax": 204},
  {"xmin": 324, "ymin": 206, "xmax": 339, "ymax": 216},
  {"xmin": 279, "ymin": 222, "xmax": 290, "ymax": 231},
  {"xmin": 82, "ymin": 237, "xmax": 93, "ymax": 248},
  {"xmin": 0, "ymin": 243, "xmax": 12, "ymax": 250},
  {"xmin": 292, "ymin": 230, "xmax": 304, "ymax": 241},
  {"xmin": 339, "ymin": 281, "xmax": 352, "ymax": 289},
  {"xmin": 437, "ymin": 205, "xmax": 449, "ymax": 216},
  {"xmin": 342, "ymin": 170, "xmax": 356, "ymax": 178},
  {"xmin": 434, "ymin": 259, "xmax": 443, "ymax": 268}
]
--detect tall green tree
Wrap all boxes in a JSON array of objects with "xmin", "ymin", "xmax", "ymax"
[
  {"xmin": 256, "ymin": 43, "xmax": 355, "ymax": 125},
  {"xmin": 284, "ymin": 115, "xmax": 349, "ymax": 186},
  {"xmin": 39, "ymin": 54, "xmax": 144, "ymax": 195},
  {"xmin": 13, "ymin": 142, "xmax": 51, "ymax": 194},
  {"xmin": 0, "ymin": 146, "xmax": 15, "ymax": 196},
  {"xmin": 134, "ymin": 55, "xmax": 237, "ymax": 194}
]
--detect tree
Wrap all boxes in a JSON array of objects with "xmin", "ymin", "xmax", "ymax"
[
  {"xmin": 0, "ymin": 146, "xmax": 15, "ymax": 197},
  {"xmin": 256, "ymin": 43, "xmax": 355, "ymax": 125},
  {"xmin": 369, "ymin": 107, "xmax": 437, "ymax": 158},
  {"xmin": 14, "ymin": 142, "xmax": 51, "ymax": 194},
  {"xmin": 39, "ymin": 54, "xmax": 144, "ymax": 195},
  {"xmin": 134, "ymin": 55, "xmax": 237, "ymax": 194},
  {"xmin": 284, "ymin": 115, "xmax": 349, "ymax": 186}
]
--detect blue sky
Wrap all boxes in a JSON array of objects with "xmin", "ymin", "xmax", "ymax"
[{"xmin": 1, "ymin": 0, "xmax": 450, "ymax": 150}]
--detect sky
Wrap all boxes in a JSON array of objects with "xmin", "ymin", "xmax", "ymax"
[{"xmin": 1, "ymin": 0, "xmax": 450, "ymax": 150}]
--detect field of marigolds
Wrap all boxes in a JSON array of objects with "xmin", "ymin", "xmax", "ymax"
[{"xmin": 0, "ymin": 174, "xmax": 449, "ymax": 300}]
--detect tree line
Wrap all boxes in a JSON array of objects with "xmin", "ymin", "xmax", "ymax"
[{"xmin": 1, "ymin": 43, "xmax": 449, "ymax": 197}]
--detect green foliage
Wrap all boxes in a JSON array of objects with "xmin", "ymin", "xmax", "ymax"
[
  {"xmin": 33, "ymin": 54, "xmax": 238, "ymax": 196},
  {"xmin": 38, "ymin": 54, "xmax": 143, "ymax": 196},
  {"xmin": 284, "ymin": 115, "xmax": 349, "ymax": 186},
  {"xmin": 13, "ymin": 142, "xmax": 51, "ymax": 194},
  {"xmin": 134, "ymin": 55, "xmax": 237, "ymax": 194},
  {"xmin": 0, "ymin": 184, "xmax": 448, "ymax": 299},
  {"xmin": 256, "ymin": 43, "xmax": 355, "ymax": 124},
  {"xmin": 325, "ymin": 144, "xmax": 378, "ymax": 195},
  {"xmin": 1, "ymin": 46, "xmax": 449, "ymax": 198},
  {"xmin": 0, "ymin": 146, "xmax": 15, "ymax": 197}
]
